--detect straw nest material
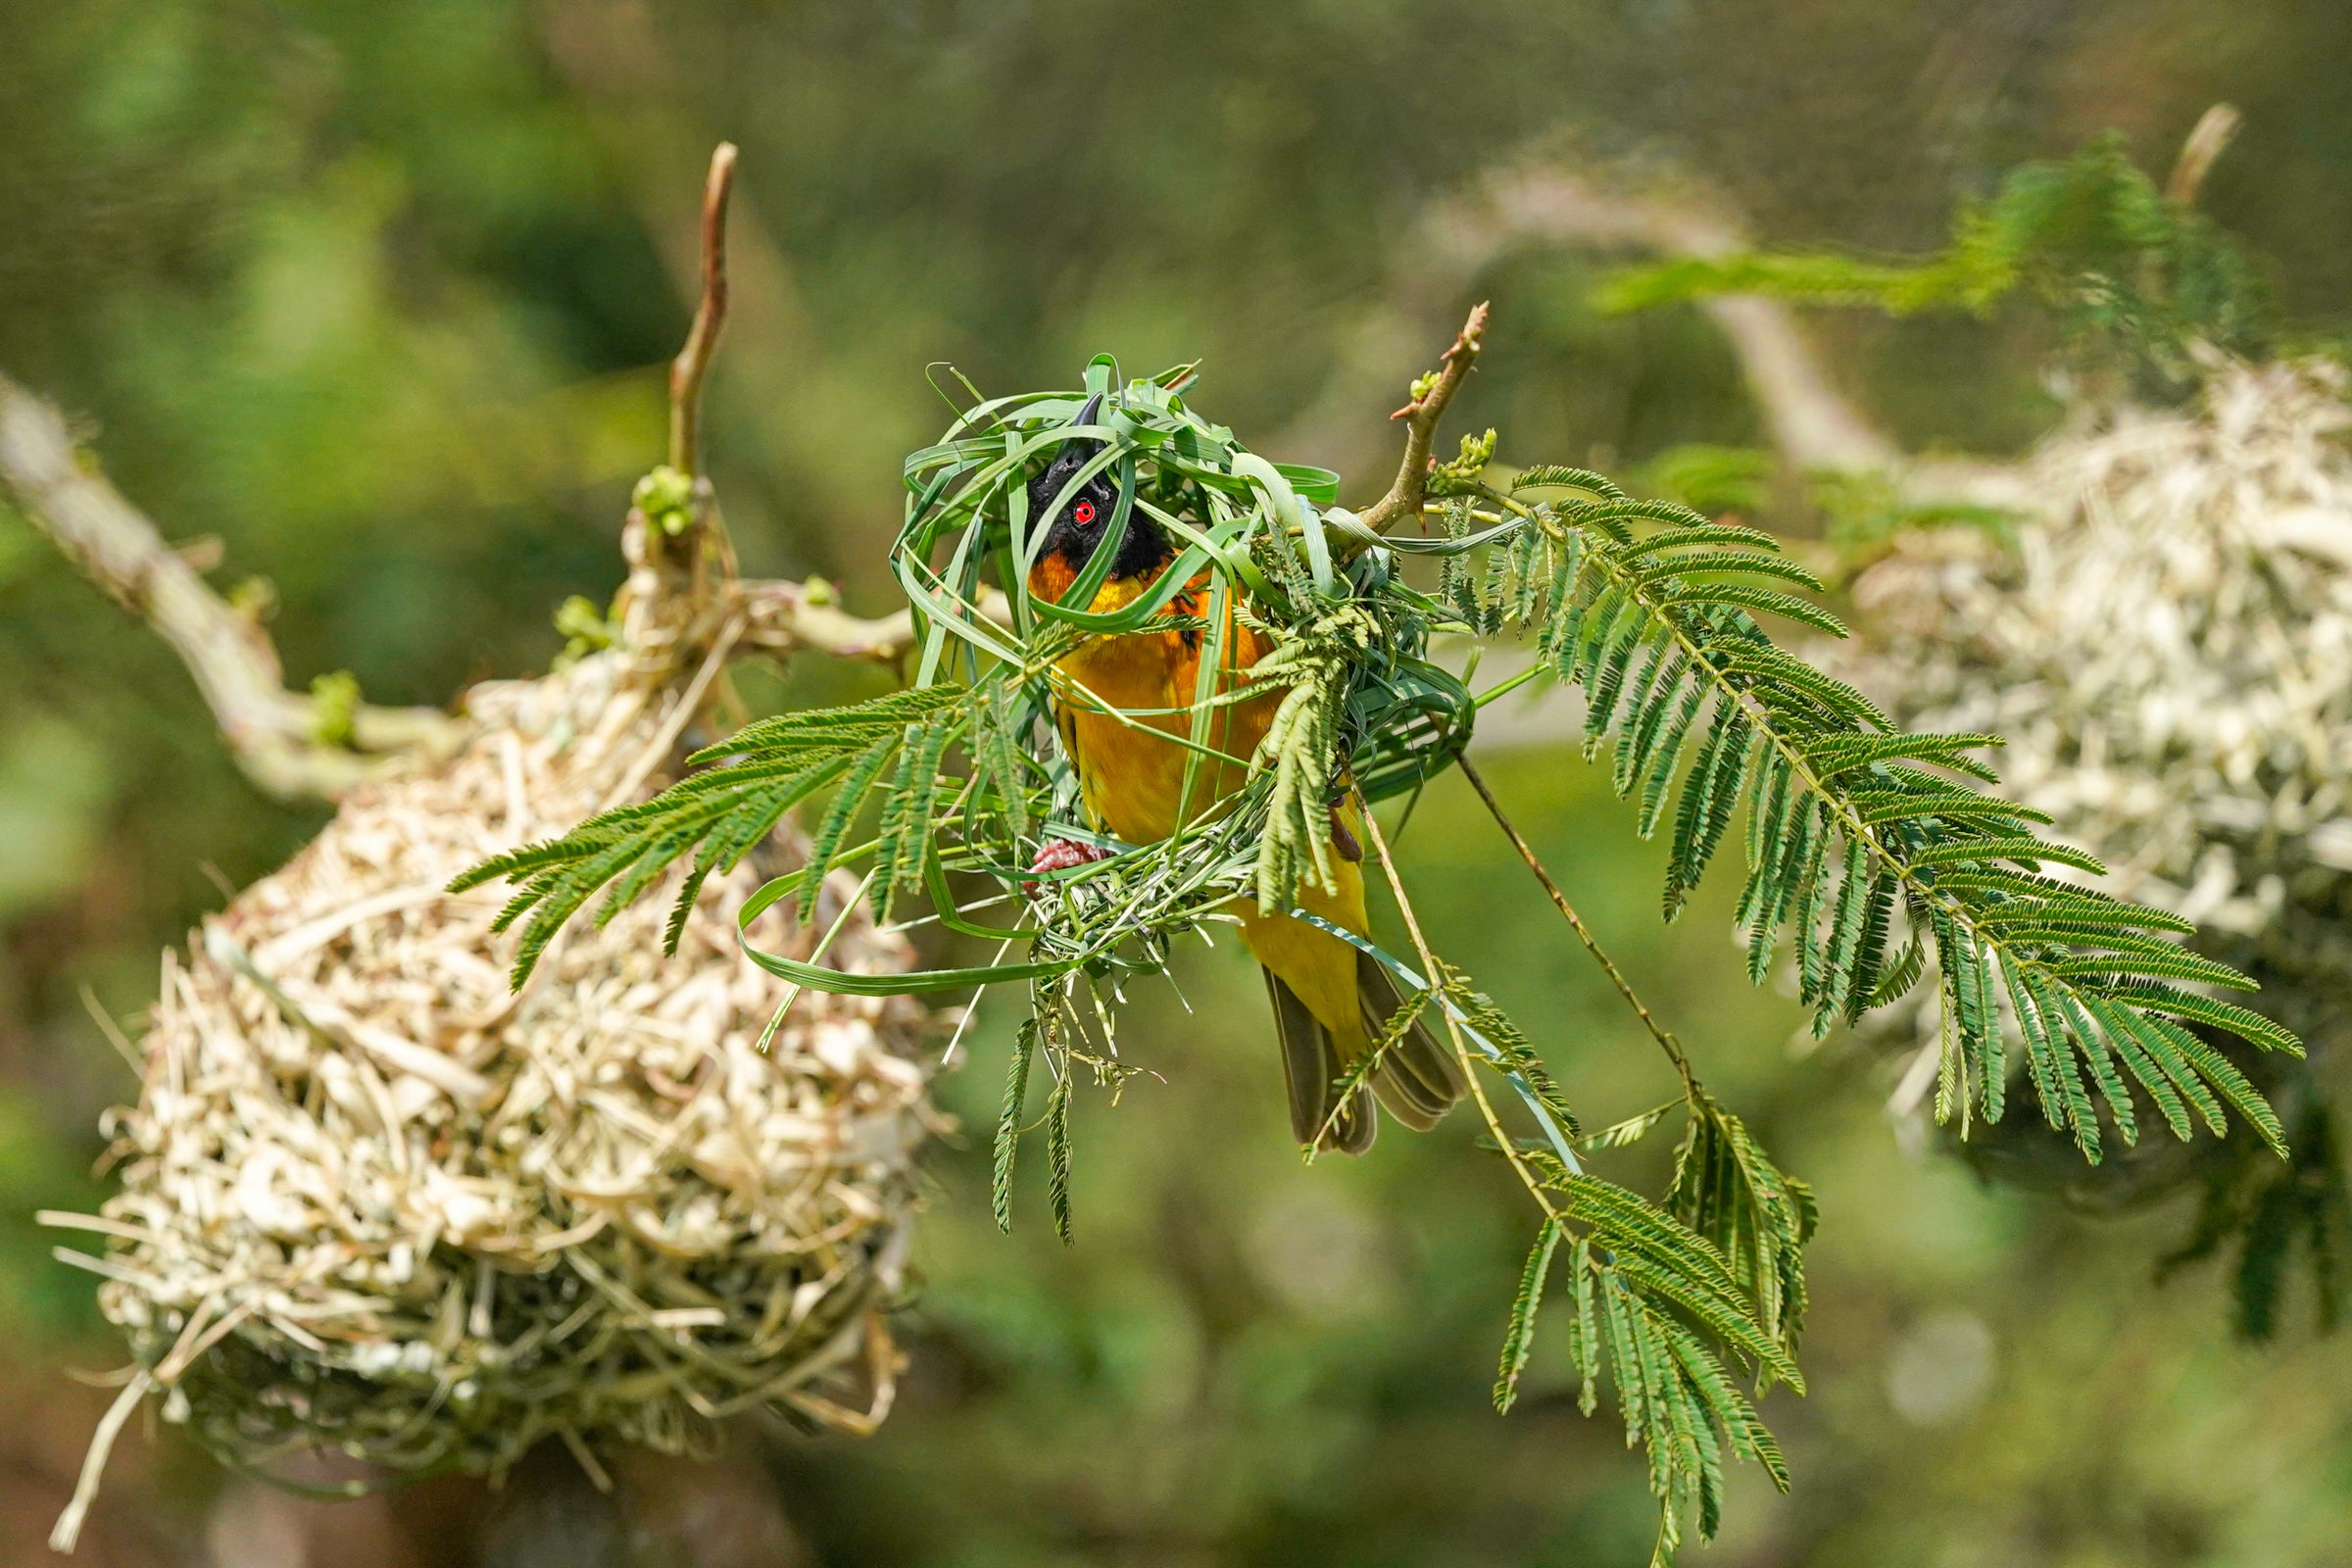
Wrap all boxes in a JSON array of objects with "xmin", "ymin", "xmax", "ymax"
[
  {"xmin": 49, "ymin": 650, "xmax": 936, "ymax": 1517},
  {"xmin": 1838, "ymin": 355, "xmax": 2352, "ymax": 1091}
]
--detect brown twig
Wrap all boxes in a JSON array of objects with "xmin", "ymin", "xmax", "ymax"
[
  {"xmin": 2168, "ymin": 103, "xmax": 2242, "ymax": 208},
  {"xmin": 1454, "ymin": 756, "xmax": 1694, "ymax": 1093},
  {"xmin": 1272, "ymin": 164, "xmax": 1902, "ymax": 481},
  {"xmin": 669, "ymin": 142, "xmax": 738, "ymax": 478},
  {"xmin": 733, "ymin": 579, "xmax": 934, "ymax": 663},
  {"xmin": 1356, "ymin": 303, "xmax": 1488, "ymax": 537},
  {"xmin": 0, "ymin": 370, "xmax": 464, "ymax": 800},
  {"xmin": 618, "ymin": 143, "xmax": 743, "ymax": 676}
]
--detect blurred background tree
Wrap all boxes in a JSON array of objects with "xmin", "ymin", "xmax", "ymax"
[{"xmin": 5, "ymin": 1, "xmax": 2352, "ymax": 1563}]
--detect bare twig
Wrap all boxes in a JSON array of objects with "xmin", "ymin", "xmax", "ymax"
[
  {"xmin": 616, "ymin": 141, "xmax": 746, "ymax": 677},
  {"xmin": 1389, "ymin": 163, "xmax": 2029, "ymax": 509},
  {"xmin": 535, "ymin": 1, "xmax": 835, "ymax": 534},
  {"xmin": 733, "ymin": 578, "xmax": 920, "ymax": 662},
  {"xmin": 1357, "ymin": 303, "xmax": 1488, "ymax": 536},
  {"xmin": 2168, "ymin": 104, "xmax": 2242, "ymax": 208},
  {"xmin": 669, "ymin": 142, "xmax": 737, "ymax": 478},
  {"xmin": 1467, "ymin": 166, "xmax": 1895, "ymax": 470},
  {"xmin": 1271, "ymin": 162, "xmax": 1900, "ymax": 481},
  {"xmin": 623, "ymin": 137, "xmax": 962, "ymax": 676},
  {"xmin": 0, "ymin": 371, "xmax": 464, "ymax": 800}
]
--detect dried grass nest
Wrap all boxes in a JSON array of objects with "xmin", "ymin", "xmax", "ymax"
[
  {"xmin": 48, "ymin": 651, "xmax": 938, "ymax": 1532},
  {"xmin": 1838, "ymin": 355, "xmax": 2352, "ymax": 1086}
]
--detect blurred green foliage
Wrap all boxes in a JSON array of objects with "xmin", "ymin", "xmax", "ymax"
[
  {"xmin": 9, "ymin": 1, "xmax": 2352, "ymax": 1563},
  {"xmin": 1598, "ymin": 132, "xmax": 2279, "ymax": 400}
]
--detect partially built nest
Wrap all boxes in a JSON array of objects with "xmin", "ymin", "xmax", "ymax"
[
  {"xmin": 53, "ymin": 650, "xmax": 936, "ymax": 1497},
  {"xmin": 1839, "ymin": 355, "xmax": 2352, "ymax": 1129}
]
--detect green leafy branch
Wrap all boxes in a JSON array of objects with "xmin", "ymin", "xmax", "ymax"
[
  {"xmin": 1403, "ymin": 465, "xmax": 2301, "ymax": 1161},
  {"xmin": 1595, "ymin": 130, "xmax": 2272, "ymax": 395},
  {"xmin": 451, "ymin": 684, "xmax": 975, "ymax": 984},
  {"xmin": 454, "ymin": 310, "xmax": 2302, "ymax": 1563},
  {"xmin": 1350, "ymin": 796, "xmax": 1801, "ymax": 1553}
]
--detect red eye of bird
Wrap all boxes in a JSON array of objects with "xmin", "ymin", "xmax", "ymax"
[{"xmin": 1072, "ymin": 501, "xmax": 1096, "ymax": 526}]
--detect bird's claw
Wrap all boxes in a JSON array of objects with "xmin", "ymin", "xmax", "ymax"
[
  {"xmin": 1328, "ymin": 805, "xmax": 1362, "ymax": 862},
  {"xmin": 1024, "ymin": 837, "xmax": 1113, "ymax": 897}
]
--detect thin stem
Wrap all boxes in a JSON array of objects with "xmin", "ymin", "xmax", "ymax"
[
  {"xmin": 622, "ymin": 143, "xmax": 743, "ymax": 674},
  {"xmin": 2168, "ymin": 103, "xmax": 2241, "ymax": 208},
  {"xmin": 1355, "ymin": 303, "xmax": 1488, "ymax": 538},
  {"xmin": 669, "ymin": 142, "xmax": 739, "ymax": 478},
  {"xmin": 1354, "ymin": 789, "xmax": 1569, "ymax": 1228},
  {"xmin": 756, "ymin": 866, "xmax": 879, "ymax": 1053},
  {"xmin": 1454, "ymin": 756, "xmax": 1696, "ymax": 1096},
  {"xmin": 1473, "ymin": 660, "xmax": 1544, "ymax": 708}
]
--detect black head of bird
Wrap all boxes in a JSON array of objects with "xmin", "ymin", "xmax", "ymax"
[{"xmin": 1027, "ymin": 393, "xmax": 1170, "ymax": 581}]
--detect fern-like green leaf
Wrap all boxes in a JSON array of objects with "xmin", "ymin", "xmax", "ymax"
[
  {"xmin": 993, "ymin": 1016, "xmax": 1037, "ymax": 1234},
  {"xmin": 1047, "ymin": 1062, "xmax": 1075, "ymax": 1245},
  {"xmin": 1494, "ymin": 1218, "xmax": 1563, "ymax": 1413},
  {"xmin": 1452, "ymin": 491, "xmax": 2303, "ymax": 1158},
  {"xmin": 452, "ymin": 684, "xmax": 971, "ymax": 985}
]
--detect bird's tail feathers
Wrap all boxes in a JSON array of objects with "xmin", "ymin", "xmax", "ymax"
[
  {"xmin": 1355, "ymin": 951, "xmax": 1467, "ymax": 1132},
  {"xmin": 1264, "ymin": 968, "xmax": 1376, "ymax": 1154},
  {"xmin": 1263, "ymin": 956, "xmax": 1468, "ymax": 1152}
]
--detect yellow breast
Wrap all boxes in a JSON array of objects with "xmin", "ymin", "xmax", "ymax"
[
  {"xmin": 1033, "ymin": 566, "xmax": 1378, "ymax": 1054},
  {"xmin": 1035, "ymin": 573, "xmax": 1278, "ymax": 846}
]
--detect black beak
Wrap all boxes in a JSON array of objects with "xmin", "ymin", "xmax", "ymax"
[{"xmin": 1053, "ymin": 392, "xmax": 1106, "ymax": 465}]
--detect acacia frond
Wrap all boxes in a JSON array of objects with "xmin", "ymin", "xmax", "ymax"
[
  {"xmin": 1551, "ymin": 1234, "xmax": 1791, "ymax": 1539},
  {"xmin": 450, "ymin": 684, "xmax": 970, "ymax": 985},
  {"xmin": 1447, "ymin": 486, "xmax": 2301, "ymax": 1157},
  {"xmin": 1492, "ymin": 1161, "xmax": 1797, "ymax": 1540},
  {"xmin": 1494, "ymin": 1218, "xmax": 1561, "ymax": 1414},
  {"xmin": 992, "ymin": 1013, "xmax": 1037, "ymax": 1234},
  {"xmin": 1595, "ymin": 132, "xmax": 2270, "ymax": 394},
  {"xmin": 1668, "ymin": 1096, "xmax": 1816, "ymax": 1374}
]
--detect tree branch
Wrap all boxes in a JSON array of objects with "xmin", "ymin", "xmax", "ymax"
[
  {"xmin": 1269, "ymin": 161, "xmax": 1899, "ymax": 481},
  {"xmin": 668, "ymin": 142, "xmax": 737, "ymax": 478},
  {"xmin": 535, "ymin": 0, "xmax": 847, "ymax": 539},
  {"xmin": 1470, "ymin": 165, "xmax": 1896, "ymax": 470},
  {"xmin": 0, "ymin": 370, "xmax": 464, "ymax": 799},
  {"xmin": 1357, "ymin": 302, "xmax": 1488, "ymax": 536},
  {"xmin": 2168, "ymin": 103, "xmax": 2241, "ymax": 208},
  {"xmin": 731, "ymin": 578, "xmax": 918, "ymax": 662},
  {"xmin": 617, "ymin": 141, "xmax": 744, "ymax": 675}
]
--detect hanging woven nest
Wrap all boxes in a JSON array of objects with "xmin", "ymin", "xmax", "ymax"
[
  {"xmin": 13, "ymin": 146, "xmax": 949, "ymax": 1555},
  {"xmin": 54, "ymin": 646, "xmax": 935, "ymax": 1501},
  {"xmin": 1845, "ymin": 356, "xmax": 2352, "ymax": 942},
  {"xmin": 1837, "ymin": 355, "xmax": 2352, "ymax": 1135},
  {"xmin": 47, "ymin": 645, "xmax": 935, "ymax": 1510}
]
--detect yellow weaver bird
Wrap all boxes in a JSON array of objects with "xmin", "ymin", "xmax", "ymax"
[{"xmin": 1023, "ymin": 400, "xmax": 1465, "ymax": 1153}]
